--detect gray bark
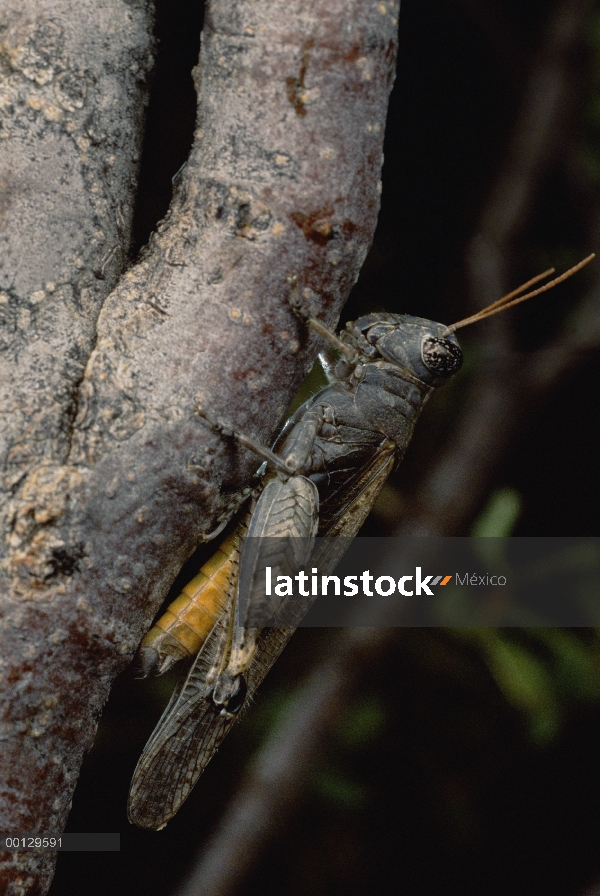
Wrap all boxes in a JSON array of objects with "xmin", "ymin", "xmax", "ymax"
[
  {"xmin": 0, "ymin": 0, "xmax": 400, "ymax": 892},
  {"xmin": 0, "ymin": 1, "xmax": 155, "ymax": 891}
]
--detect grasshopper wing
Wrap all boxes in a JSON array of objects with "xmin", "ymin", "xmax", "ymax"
[
  {"xmin": 311, "ymin": 438, "xmax": 396, "ymax": 572},
  {"xmin": 128, "ymin": 475, "xmax": 318, "ymax": 829},
  {"xmin": 127, "ymin": 620, "xmax": 232, "ymax": 830},
  {"xmin": 127, "ymin": 616, "xmax": 297, "ymax": 829},
  {"xmin": 238, "ymin": 474, "xmax": 319, "ymax": 629}
]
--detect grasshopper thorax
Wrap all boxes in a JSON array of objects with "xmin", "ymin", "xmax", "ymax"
[{"xmin": 341, "ymin": 313, "xmax": 463, "ymax": 387}]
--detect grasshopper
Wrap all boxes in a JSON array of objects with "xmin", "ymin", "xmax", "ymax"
[{"xmin": 128, "ymin": 256, "xmax": 593, "ymax": 830}]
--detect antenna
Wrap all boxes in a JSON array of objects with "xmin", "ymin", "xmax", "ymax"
[{"xmin": 443, "ymin": 254, "xmax": 595, "ymax": 334}]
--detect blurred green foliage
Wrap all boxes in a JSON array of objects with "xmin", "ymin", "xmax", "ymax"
[{"xmin": 471, "ymin": 487, "xmax": 522, "ymax": 538}]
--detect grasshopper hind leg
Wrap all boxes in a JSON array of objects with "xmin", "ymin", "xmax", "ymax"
[
  {"xmin": 209, "ymin": 671, "xmax": 248, "ymax": 717},
  {"xmin": 207, "ymin": 624, "xmax": 260, "ymax": 717}
]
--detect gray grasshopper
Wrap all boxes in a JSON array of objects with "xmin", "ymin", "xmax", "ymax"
[{"xmin": 128, "ymin": 258, "xmax": 593, "ymax": 830}]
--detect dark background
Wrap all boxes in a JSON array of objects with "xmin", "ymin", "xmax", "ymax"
[{"xmin": 49, "ymin": 1, "xmax": 600, "ymax": 894}]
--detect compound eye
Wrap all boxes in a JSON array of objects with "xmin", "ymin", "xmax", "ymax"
[{"xmin": 421, "ymin": 337, "xmax": 463, "ymax": 375}]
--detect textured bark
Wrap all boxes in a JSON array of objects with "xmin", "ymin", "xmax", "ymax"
[
  {"xmin": 0, "ymin": 0, "xmax": 155, "ymax": 480},
  {"xmin": 0, "ymin": 0, "xmax": 399, "ymax": 892},
  {"xmin": 0, "ymin": 1, "xmax": 155, "ymax": 892}
]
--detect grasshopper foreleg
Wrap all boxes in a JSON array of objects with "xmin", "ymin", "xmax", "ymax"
[
  {"xmin": 287, "ymin": 277, "xmax": 359, "ymax": 368},
  {"xmin": 195, "ymin": 404, "xmax": 295, "ymax": 478}
]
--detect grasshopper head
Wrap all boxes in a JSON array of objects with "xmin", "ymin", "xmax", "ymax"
[{"xmin": 342, "ymin": 313, "xmax": 463, "ymax": 387}]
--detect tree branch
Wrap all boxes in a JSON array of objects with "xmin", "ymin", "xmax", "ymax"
[
  {"xmin": 0, "ymin": 0, "xmax": 400, "ymax": 892},
  {"xmin": 0, "ymin": 2, "xmax": 155, "ymax": 891}
]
